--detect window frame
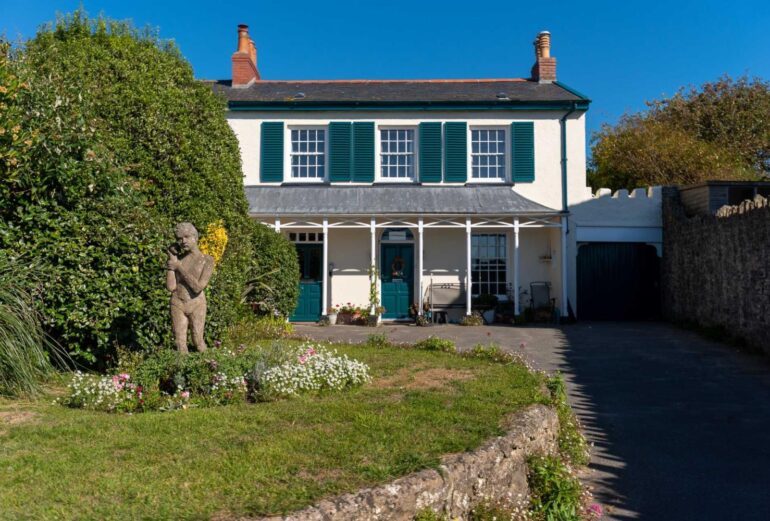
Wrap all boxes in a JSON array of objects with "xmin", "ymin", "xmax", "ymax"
[
  {"xmin": 285, "ymin": 125, "xmax": 329, "ymax": 183},
  {"xmin": 471, "ymin": 233, "xmax": 509, "ymax": 299},
  {"xmin": 376, "ymin": 125, "xmax": 419, "ymax": 183},
  {"xmin": 467, "ymin": 125, "xmax": 509, "ymax": 183}
]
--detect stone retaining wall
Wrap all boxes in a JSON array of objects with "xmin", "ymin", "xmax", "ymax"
[
  {"xmin": 256, "ymin": 404, "xmax": 558, "ymax": 521},
  {"xmin": 663, "ymin": 190, "xmax": 770, "ymax": 354}
]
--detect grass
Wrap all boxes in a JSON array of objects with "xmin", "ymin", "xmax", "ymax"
[{"xmin": 0, "ymin": 341, "xmax": 546, "ymax": 520}]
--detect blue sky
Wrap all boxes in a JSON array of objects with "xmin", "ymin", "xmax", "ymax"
[{"xmin": 2, "ymin": 0, "xmax": 769, "ymax": 149}]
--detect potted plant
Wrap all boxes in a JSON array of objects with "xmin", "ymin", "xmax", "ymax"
[
  {"xmin": 338, "ymin": 303, "xmax": 354, "ymax": 324},
  {"xmin": 367, "ymin": 305, "xmax": 386, "ymax": 326},
  {"xmin": 326, "ymin": 305, "xmax": 340, "ymax": 325},
  {"xmin": 473, "ymin": 294, "xmax": 498, "ymax": 324}
]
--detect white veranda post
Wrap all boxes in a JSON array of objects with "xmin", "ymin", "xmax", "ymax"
[
  {"xmin": 322, "ymin": 217, "xmax": 329, "ymax": 316},
  {"xmin": 465, "ymin": 217, "xmax": 472, "ymax": 316},
  {"xmin": 370, "ymin": 217, "xmax": 376, "ymax": 312},
  {"xmin": 513, "ymin": 217, "xmax": 520, "ymax": 315},
  {"xmin": 560, "ymin": 215, "xmax": 568, "ymax": 318},
  {"xmin": 418, "ymin": 217, "xmax": 424, "ymax": 315}
]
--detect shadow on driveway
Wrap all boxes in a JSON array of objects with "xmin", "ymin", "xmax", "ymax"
[{"xmin": 555, "ymin": 322, "xmax": 770, "ymax": 520}]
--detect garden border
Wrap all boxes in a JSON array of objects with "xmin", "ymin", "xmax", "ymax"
[{"xmin": 257, "ymin": 404, "xmax": 558, "ymax": 521}]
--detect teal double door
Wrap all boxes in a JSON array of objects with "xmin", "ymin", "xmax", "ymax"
[
  {"xmin": 290, "ymin": 244, "xmax": 322, "ymax": 322},
  {"xmin": 380, "ymin": 243, "xmax": 414, "ymax": 320}
]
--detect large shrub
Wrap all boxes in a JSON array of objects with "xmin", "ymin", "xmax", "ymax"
[
  {"xmin": 243, "ymin": 220, "xmax": 300, "ymax": 318},
  {"xmin": 0, "ymin": 13, "xmax": 294, "ymax": 364},
  {"xmin": 590, "ymin": 75, "xmax": 769, "ymax": 190}
]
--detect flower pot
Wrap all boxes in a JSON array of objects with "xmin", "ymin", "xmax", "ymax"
[
  {"xmin": 327, "ymin": 313, "xmax": 338, "ymax": 325},
  {"xmin": 367, "ymin": 314, "xmax": 382, "ymax": 327},
  {"xmin": 482, "ymin": 309, "xmax": 495, "ymax": 324}
]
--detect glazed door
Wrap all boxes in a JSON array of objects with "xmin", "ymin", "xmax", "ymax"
[
  {"xmin": 380, "ymin": 243, "xmax": 414, "ymax": 319},
  {"xmin": 290, "ymin": 244, "xmax": 323, "ymax": 322}
]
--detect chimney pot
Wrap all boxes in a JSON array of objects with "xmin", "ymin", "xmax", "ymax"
[
  {"xmin": 531, "ymin": 30, "xmax": 556, "ymax": 83},
  {"xmin": 232, "ymin": 23, "xmax": 260, "ymax": 87},
  {"xmin": 539, "ymin": 31, "xmax": 551, "ymax": 58}
]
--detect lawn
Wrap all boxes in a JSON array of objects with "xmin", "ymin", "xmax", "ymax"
[{"xmin": 0, "ymin": 341, "xmax": 546, "ymax": 520}]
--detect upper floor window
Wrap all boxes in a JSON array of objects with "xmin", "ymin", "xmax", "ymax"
[
  {"xmin": 471, "ymin": 129, "xmax": 506, "ymax": 181},
  {"xmin": 380, "ymin": 129, "xmax": 415, "ymax": 180},
  {"xmin": 291, "ymin": 128, "xmax": 326, "ymax": 180}
]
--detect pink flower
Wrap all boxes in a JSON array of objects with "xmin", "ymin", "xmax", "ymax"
[
  {"xmin": 588, "ymin": 503, "xmax": 603, "ymax": 518},
  {"xmin": 306, "ymin": 347, "xmax": 316, "ymax": 356},
  {"xmin": 118, "ymin": 373, "xmax": 130, "ymax": 381},
  {"xmin": 181, "ymin": 391, "xmax": 190, "ymax": 400},
  {"xmin": 298, "ymin": 355, "xmax": 307, "ymax": 365},
  {"xmin": 214, "ymin": 340, "xmax": 222, "ymax": 348}
]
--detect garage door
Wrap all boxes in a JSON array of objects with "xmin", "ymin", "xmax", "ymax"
[{"xmin": 577, "ymin": 243, "xmax": 660, "ymax": 320}]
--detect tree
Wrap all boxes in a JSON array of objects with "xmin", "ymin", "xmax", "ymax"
[
  {"xmin": 590, "ymin": 76, "xmax": 768, "ymax": 190},
  {"xmin": 0, "ymin": 12, "xmax": 298, "ymax": 364}
]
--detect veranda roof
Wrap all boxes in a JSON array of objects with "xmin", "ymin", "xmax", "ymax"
[{"xmin": 245, "ymin": 186, "xmax": 560, "ymax": 216}]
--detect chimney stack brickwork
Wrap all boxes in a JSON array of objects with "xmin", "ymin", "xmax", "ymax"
[
  {"xmin": 232, "ymin": 24, "xmax": 260, "ymax": 87},
  {"xmin": 531, "ymin": 31, "xmax": 556, "ymax": 83}
]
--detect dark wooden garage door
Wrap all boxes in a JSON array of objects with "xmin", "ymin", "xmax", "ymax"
[{"xmin": 577, "ymin": 243, "xmax": 660, "ymax": 320}]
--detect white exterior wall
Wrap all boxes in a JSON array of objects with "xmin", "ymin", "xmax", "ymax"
[
  {"xmin": 232, "ymin": 108, "xmax": 600, "ymax": 319},
  {"xmin": 327, "ymin": 229, "xmax": 371, "ymax": 310},
  {"xmin": 227, "ymin": 109, "xmax": 589, "ymax": 212}
]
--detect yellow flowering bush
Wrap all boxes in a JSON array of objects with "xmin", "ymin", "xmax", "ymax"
[{"xmin": 199, "ymin": 220, "xmax": 228, "ymax": 266}]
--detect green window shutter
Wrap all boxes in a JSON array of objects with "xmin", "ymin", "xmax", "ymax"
[
  {"xmin": 352, "ymin": 122, "xmax": 374, "ymax": 182},
  {"xmin": 419, "ymin": 122, "xmax": 442, "ymax": 183},
  {"xmin": 444, "ymin": 122, "xmax": 467, "ymax": 183},
  {"xmin": 512, "ymin": 122, "xmax": 535, "ymax": 183},
  {"xmin": 329, "ymin": 122, "xmax": 352, "ymax": 182},
  {"xmin": 260, "ymin": 122, "xmax": 284, "ymax": 183}
]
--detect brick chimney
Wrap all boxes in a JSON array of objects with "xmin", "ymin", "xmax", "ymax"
[
  {"xmin": 530, "ymin": 31, "xmax": 556, "ymax": 83},
  {"xmin": 232, "ymin": 24, "xmax": 260, "ymax": 87}
]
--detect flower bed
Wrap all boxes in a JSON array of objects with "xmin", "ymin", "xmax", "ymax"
[{"xmin": 57, "ymin": 342, "xmax": 370, "ymax": 413}]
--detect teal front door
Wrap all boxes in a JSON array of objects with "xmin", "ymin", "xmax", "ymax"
[
  {"xmin": 290, "ymin": 244, "xmax": 322, "ymax": 322},
  {"xmin": 381, "ymin": 243, "xmax": 414, "ymax": 320}
]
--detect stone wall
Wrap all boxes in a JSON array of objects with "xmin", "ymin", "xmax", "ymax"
[
  {"xmin": 663, "ymin": 190, "xmax": 770, "ymax": 353},
  {"xmin": 255, "ymin": 404, "xmax": 558, "ymax": 521}
]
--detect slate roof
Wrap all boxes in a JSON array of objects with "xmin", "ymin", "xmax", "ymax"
[
  {"xmin": 245, "ymin": 186, "xmax": 559, "ymax": 216},
  {"xmin": 210, "ymin": 79, "xmax": 589, "ymax": 106}
]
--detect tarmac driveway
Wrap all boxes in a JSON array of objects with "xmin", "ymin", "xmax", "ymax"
[{"xmin": 295, "ymin": 321, "xmax": 770, "ymax": 520}]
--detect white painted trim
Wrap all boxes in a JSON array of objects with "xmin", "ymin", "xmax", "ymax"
[
  {"xmin": 322, "ymin": 217, "xmax": 329, "ymax": 315},
  {"xmin": 467, "ymin": 125, "xmax": 509, "ymax": 183},
  {"xmin": 465, "ymin": 217, "xmax": 472, "ymax": 316},
  {"xmin": 513, "ymin": 217, "xmax": 520, "ymax": 315},
  {"xmin": 284, "ymin": 125, "xmax": 329, "ymax": 183},
  {"xmin": 376, "ymin": 125, "xmax": 420, "ymax": 183},
  {"xmin": 418, "ymin": 217, "xmax": 424, "ymax": 315}
]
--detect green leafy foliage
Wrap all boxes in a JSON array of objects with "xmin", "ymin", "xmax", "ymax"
[
  {"xmin": 412, "ymin": 336, "xmax": 456, "ymax": 353},
  {"xmin": 590, "ymin": 75, "xmax": 769, "ymax": 190},
  {"xmin": 527, "ymin": 455, "xmax": 583, "ymax": 521},
  {"xmin": 242, "ymin": 220, "xmax": 300, "ymax": 318},
  {"xmin": 0, "ymin": 12, "xmax": 298, "ymax": 364},
  {"xmin": 547, "ymin": 374, "xmax": 590, "ymax": 466},
  {"xmin": 365, "ymin": 333, "xmax": 391, "ymax": 349}
]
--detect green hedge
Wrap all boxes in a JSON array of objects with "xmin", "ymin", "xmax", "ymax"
[{"xmin": 0, "ymin": 12, "xmax": 297, "ymax": 364}]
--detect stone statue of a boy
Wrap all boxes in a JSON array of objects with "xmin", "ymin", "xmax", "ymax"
[{"xmin": 166, "ymin": 223, "xmax": 214, "ymax": 354}]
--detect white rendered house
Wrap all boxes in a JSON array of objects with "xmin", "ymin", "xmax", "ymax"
[{"xmin": 213, "ymin": 25, "xmax": 606, "ymax": 322}]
